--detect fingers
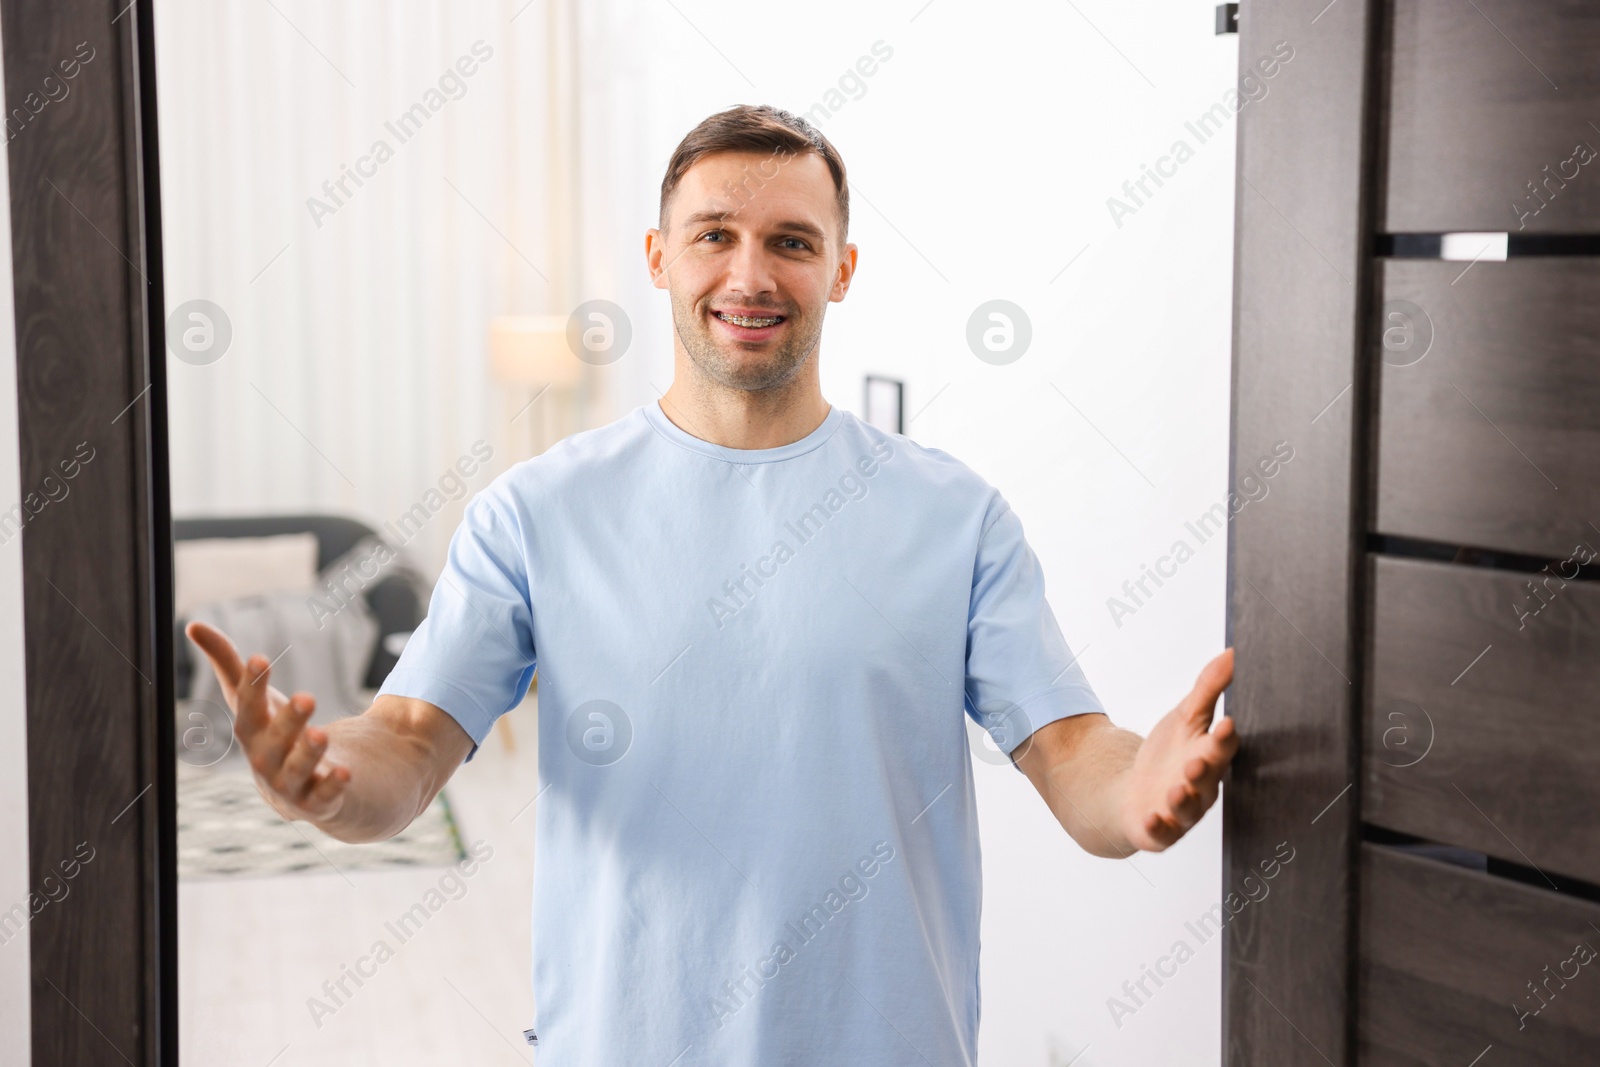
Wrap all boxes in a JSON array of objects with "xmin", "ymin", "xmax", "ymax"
[
  {"xmin": 194, "ymin": 643, "xmax": 343, "ymax": 823},
  {"xmin": 233, "ymin": 654, "xmax": 277, "ymax": 744},
  {"xmin": 1190, "ymin": 717, "xmax": 1241, "ymax": 780},
  {"xmin": 275, "ymin": 718, "xmax": 328, "ymax": 802},
  {"xmin": 1141, "ymin": 746, "xmax": 1233, "ymax": 852},
  {"xmin": 1134, "ymin": 786, "xmax": 1200, "ymax": 852},
  {"xmin": 1141, "ymin": 809, "xmax": 1185, "ymax": 851},
  {"xmin": 250, "ymin": 687, "xmax": 350, "ymax": 820},
  {"xmin": 186, "ymin": 620, "xmax": 246, "ymax": 704},
  {"xmin": 1212, "ymin": 716, "xmax": 1240, "ymax": 761},
  {"xmin": 1168, "ymin": 776, "xmax": 1212, "ymax": 827},
  {"xmin": 301, "ymin": 761, "xmax": 351, "ymax": 817},
  {"xmin": 1132, "ymin": 664, "xmax": 1240, "ymax": 854},
  {"xmin": 252, "ymin": 687, "xmax": 315, "ymax": 777},
  {"xmin": 1180, "ymin": 647, "xmax": 1236, "ymax": 730},
  {"xmin": 185, "ymin": 620, "xmax": 241, "ymax": 678},
  {"xmin": 1178, "ymin": 729, "xmax": 1235, "ymax": 806}
]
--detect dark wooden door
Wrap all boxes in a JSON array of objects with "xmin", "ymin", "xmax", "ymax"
[{"xmin": 1225, "ymin": 1, "xmax": 1600, "ymax": 1064}]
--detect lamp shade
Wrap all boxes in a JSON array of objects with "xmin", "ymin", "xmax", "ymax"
[{"xmin": 489, "ymin": 315, "xmax": 582, "ymax": 388}]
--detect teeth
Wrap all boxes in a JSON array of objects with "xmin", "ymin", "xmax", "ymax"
[{"xmin": 718, "ymin": 312, "xmax": 781, "ymax": 328}]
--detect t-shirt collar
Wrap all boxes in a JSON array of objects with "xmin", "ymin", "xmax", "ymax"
[{"xmin": 643, "ymin": 399, "xmax": 843, "ymax": 464}]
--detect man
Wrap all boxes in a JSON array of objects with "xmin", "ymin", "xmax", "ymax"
[{"xmin": 188, "ymin": 104, "xmax": 1238, "ymax": 1065}]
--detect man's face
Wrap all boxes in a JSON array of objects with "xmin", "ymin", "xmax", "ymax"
[{"xmin": 648, "ymin": 150, "xmax": 856, "ymax": 393}]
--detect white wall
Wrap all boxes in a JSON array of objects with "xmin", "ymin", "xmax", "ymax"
[
  {"xmin": 0, "ymin": 6, "xmax": 31, "ymax": 1054},
  {"xmin": 624, "ymin": 2, "xmax": 1244, "ymax": 1064}
]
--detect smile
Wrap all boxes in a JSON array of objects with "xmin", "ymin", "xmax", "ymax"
[{"xmin": 714, "ymin": 310, "xmax": 785, "ymax": 329}]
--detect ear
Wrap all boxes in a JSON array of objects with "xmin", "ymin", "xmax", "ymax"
[
  {"xmin": 830, "ymin": 243, "xmax": 859, "ymax": 302},
  {"xmin": 645, "ymin": 228, "xmax": 670, "ymax": 289}
]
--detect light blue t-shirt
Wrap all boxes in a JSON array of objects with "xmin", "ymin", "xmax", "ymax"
[{"xmin": 378, "ymin": 400, "xmax": 1104, "ymax": 1065}]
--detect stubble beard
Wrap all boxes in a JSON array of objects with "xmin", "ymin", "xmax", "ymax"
[{"xmin": 671, "ymin": 291, "xmax": 824, "ymax": 394}]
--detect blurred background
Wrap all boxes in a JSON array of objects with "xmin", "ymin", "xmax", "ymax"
[{"xmin": 149, "ymin": 0, "xmax": 1237, "ymax": 1063}]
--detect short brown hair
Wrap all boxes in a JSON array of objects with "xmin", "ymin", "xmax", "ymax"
[{"xmin": 658, "ymin": 104, "xmax": 849, "ymax": 243}]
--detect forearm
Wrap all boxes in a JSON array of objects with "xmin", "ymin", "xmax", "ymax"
[
  {"xmin": 288, "ymin": 707, "xmax": 437, "ymax": 844},
  {"xmin": 1026, "ymin": 719, "xmax": 1144, "ymax": 858}
]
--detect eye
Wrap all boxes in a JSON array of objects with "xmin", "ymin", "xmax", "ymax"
[
  {"xmin": 698, "ymin": 230, "xmax": 726, "ymax": 243},
  {"xmin": 780, "ymin": 237, "xmax": 810, "ymax": 251}
]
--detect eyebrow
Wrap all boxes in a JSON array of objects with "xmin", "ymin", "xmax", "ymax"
[{"xmin": 681, "ymin": 210, "xmax": 827, "ymax": 242}]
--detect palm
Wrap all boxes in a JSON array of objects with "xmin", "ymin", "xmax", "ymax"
[{"xmin": 1120, "ymin": 649, "xmax": 1237, "ymax": 852}]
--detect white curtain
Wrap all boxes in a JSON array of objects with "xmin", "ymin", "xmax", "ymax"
[{"xmin": 155, "ymin": 0, "xmax": 656, "ymax": 579}]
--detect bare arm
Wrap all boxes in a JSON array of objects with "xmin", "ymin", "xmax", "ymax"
[
  {"xmin": 1014, "ymin": 649, "xmax": 1237, "ymax": 857},
  {"xmin": 186, "ymin": 620, "xmax": 476, "ymax": 844}
]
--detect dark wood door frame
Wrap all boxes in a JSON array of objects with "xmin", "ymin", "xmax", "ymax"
[
  {"xmin": 3, "ymin": 0, "xmax": 174, "ymax": 1062},
  {"xmin": 1223, "ymin": 0, "xmax": 1383, "ymax": 1064}
]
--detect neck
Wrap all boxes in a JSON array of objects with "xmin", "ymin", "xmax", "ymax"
[{"xmin": 657, "ymin": 355, "xmax": 831, "ymax": 450}]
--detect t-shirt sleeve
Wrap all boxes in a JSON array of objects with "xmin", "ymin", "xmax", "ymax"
[
  {"xmin": 376, "ymin": 489, "xmax": 537, "ymax": 763},
  {"xmin": 964, "ymin": 494, "xmax": 1105, "ymax": 761}
]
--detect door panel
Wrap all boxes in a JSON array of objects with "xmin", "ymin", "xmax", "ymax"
[
  {"xmin": 1373, "ymin": 258, "xmax": 1600, "ymax": 560},
  {"xmin": 1382, "ymin": 0, "xmax": 1600, "ymax": 233},
  {"xmin": 1364, "ymin": 555, "xmax": 1600, "ymax": 885},
  {"xmin": 1359, "ymin": 845, "xmax": 1600, "ymax": 1065}
]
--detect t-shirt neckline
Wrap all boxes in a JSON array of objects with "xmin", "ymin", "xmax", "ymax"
[{"xmin": 643, "ymin": 399, "xmax": 843, "ymax": 464}]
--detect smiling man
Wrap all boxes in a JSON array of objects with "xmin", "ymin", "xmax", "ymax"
[{"xmin": 188, "ymin": 104, "xmax": 1237, "ymax": 1065}]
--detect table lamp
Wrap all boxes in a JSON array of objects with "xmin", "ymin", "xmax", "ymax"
[{"xmin": 489, "ymin": 314, "xmax": 582, "ymax": 388}]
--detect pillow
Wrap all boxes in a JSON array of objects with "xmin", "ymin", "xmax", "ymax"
[{"xmin": 173, "ymin": 532, "xmax": 320, "ymax": 619}]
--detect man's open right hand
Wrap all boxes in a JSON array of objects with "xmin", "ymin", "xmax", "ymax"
[{"xmin": 185, "ymin": 620, "xmax": 352, "ymax": 823}]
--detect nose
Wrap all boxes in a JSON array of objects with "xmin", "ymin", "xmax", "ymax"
[{"xmin": 721, "ymin": 237, "xmax": 780, "ymax": 302}]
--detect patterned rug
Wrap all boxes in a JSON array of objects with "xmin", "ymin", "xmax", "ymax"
[{"xmin": 177, "ymin": 755, "xmax": 467, "ymax": 880}]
